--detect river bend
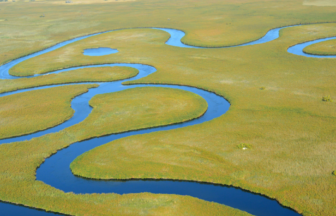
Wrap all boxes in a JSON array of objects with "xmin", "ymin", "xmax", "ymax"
[{"xmin": 1, "ymin": 25, "xmax": 335, "ymax": 216}]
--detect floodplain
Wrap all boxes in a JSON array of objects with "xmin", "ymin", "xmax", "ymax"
[{"xmin": 0, "ymin": 0, "xmax": 336, "ymax": 215}]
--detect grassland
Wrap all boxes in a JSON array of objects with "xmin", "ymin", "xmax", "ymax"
[
  {"xmin": 9, "ymin": 23, "xmax": 336, "ymax": 215},
  {"xmin": 0, "ymin": 87, "xmax": 250, "ymax": 215},
  {"xmin": 0, "ymin": 66, "xmax": 138, "ymax": 140},
  {"xmin": 69, "ymin": 87, "xmax": 208, "ymax": 140},
  {"xmin": 0, "ymin": 66, "xmax": 138, "ymax": 94},
  {"xmin": 303, "ymin": 39, "xmax": 336, "ymax": 55},
  {"xmin": 303, "ymin": 0, "xmax": 336, "ymax": 6},
  {"xmin": 2, "ymin": 0, "xmax": 336, "ymax": 67},
  {"xmin": 0, "ymin": 0, "xmax": 336, "ymax": 215},
  {"xmin": 9, "ymin": 0, "xmax": 135, "ymax": 4},
  {"xmin": 0, "ymin": 84, "xmax": 96, "ymax": 140},
  {"xmin": 44, "ymin": 0, "xmax": 136, "ymax": 4},
  {"xmin": 70, "ymin": 86, "xmax": 208, "ymax": 176}
]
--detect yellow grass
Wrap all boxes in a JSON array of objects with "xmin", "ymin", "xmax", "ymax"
[
  {"xmin": 47, "ymin": 0, "xmax": 136, "ymax": 4},
  {"xmin": 303, "ymin": 39, "xmax": 336, "ymax": 55},
  {"xmin": 1, "ymin": 0, "xmax": 336, "ymax": 215},
  {"xmin": 2, "ymin": 0, "xmax": 336, "ymax": 66},
  {"xmin": 303, "ymin": 0, "xmax": 336, "ymax": 6},
  {"xmin": 0, "ymin": 87, "xmax": 250, "ymax": 216},
  {"xmin": 70, "ymin": 87, "xmax": 208, "ymax": 176},
  {"xmin": 9, "ymin": 0, "xmax": 136, "ymax": 4},
  {"xmin": 0, "ymin": 66, "xmax": 138, "ymax": 94},
  {"xmin": 0, "ymin": 66, "xmax": 137, "ymax": 139},
  {"xmin": 7, "ymin": 23, "xmax": 336, "ymax": 215},
  {"xmin": 0, "ymin": 84, "xmax": 97, "ymax": 139},
  {"xmin": 68, "ymin": 87, "xmax": 208, "ymax": 140}
]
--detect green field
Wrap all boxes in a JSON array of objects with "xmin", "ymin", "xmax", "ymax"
[
  {"xmin": 0, "ymin": 84, "xmax": 97, "ymax": 139},
  {"xmin": 304, "ymin": 39, "xmax": 336, "ymax": 55},
  {"xmin": 1, "ymin": 0, "xmax": 336, "ymax": 215}
]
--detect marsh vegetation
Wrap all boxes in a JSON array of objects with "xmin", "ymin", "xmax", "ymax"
[
  {"xmin": 0, "ymin": 0, "xmax": 336, "ymax": 215},
  {"xmin": 304, "ymin": 39, "xmax": 336, "ymax": 55}
]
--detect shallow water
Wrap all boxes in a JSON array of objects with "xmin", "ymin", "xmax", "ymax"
[
  {"xmin": 83, "ymin": 47, "xmax": 118, "ymax": 56},
  {"xmin": 0, "ymin": 202, "xmax": 60, "ymax": 216},
  {"xmin": 288, "ymin": 36, "xmax": 336, "ymax": 58},
  {"xmin": 1, "ymin": 24, "xmax": 333, "ymax": 215},
  {"xmin": 156, "ymin": 26, "xmax": 297, "ymax": 48}
]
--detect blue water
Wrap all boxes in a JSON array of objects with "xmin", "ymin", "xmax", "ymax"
[
  {"xmin": 0, "ymin": 64, "xmax": 155, "ymax": 145},
  {"xmin": 1, "ymin": 24, "xmax": 335, "ymax": 215},
  {"xmin": 156, "ymin": 26, "xmax": 298, "ymax": 48},
  {"xmin": 0, "ymin": 202, "xmax": 61, "ymax": 216},
  {"xmin": 83, "ymin": 47, "xmax": 118, "ymax": 56},
  {"xmin": 288, "ymin": 36, "xmax": 336, "ymax": 58}
]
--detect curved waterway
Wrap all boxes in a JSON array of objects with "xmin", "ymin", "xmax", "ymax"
[
  {"xmin": 288, "ymin": 36, "xmax": 336, "ymax": 58},
  {"xmin": 2, "ymin": 24, "xmax": 334, "ymax": 215}
]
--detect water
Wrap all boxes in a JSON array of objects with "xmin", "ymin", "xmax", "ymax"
[
  {"xmin": 288, "ymin": 36, "xmax": 336, "ymax": 58},
  {"xmin": 0, "ymin": 63, "xmax": 156, "ymax": 145},
  {"xmin": 0, "ymin": 202, "xmax": 60, "ymax": 216},
  {"xmin": 2, "ymin": 24, "xmax": 333, "ymax": 215},
  {"xmin": 83, "ymin": 47, "xmax": 118, "ymax": 56},
  {"xmin": 154, "ymin": 26, "xmax": 298, "ymax": 48}
]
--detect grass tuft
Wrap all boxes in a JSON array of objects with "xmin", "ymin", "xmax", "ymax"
[
  {"xmin": 237, "ymin": 143, "xmax": 253, "ymax": 150},
  {"xmin": 322, "ymin": 95, "xmax": 333, "ymax": 102}
]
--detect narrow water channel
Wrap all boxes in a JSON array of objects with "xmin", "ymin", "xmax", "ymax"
[{"xmin": 1, "ymin": 24, "xmax": 334, "ymax": 215}]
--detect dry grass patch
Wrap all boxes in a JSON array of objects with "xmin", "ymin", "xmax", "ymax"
[{"xmin": 303, "ymin": 0, "xmax": 336, "ymax": 6}]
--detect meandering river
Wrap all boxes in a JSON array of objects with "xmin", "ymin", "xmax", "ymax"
[{"xmin": 0, "ymin": 25, "xmax": 334, "ymax": 216}]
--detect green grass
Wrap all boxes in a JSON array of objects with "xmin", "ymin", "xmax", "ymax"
[
  {"xmin": 322, "ymin": 95, "xmax": 333, "ymax": 102},
  {"xmin": 0, "ymin": 87, "xmax": 250, "ymax": 216},
  {"xmin": 0, "ymin": 66, "xmax": 138, "ymax": 139},
  {"xmin": 304, "ymin": 39, "xmax": 336, "ymax": 55},
  {"xmin": 0, "ymin": 66, "xmax": 138, "ymax": 94},
  {"xmin": 0, "ymin": 66, "xmax": 138, "ymax": 140},
  {"xmin": 2, "ymin": 0, "xmax": 336, "ymax": 67},
  {"xmin": 70, "ymin": 87, "xmax": 208, "ymax": 178},
  {"xmin": 0, "ymin": 0, "xmax": 336, "ymax": 215},
  {"xmin": 303, "ymin": 0, "xmax": 336, "ymax": 6},
  {"xmin": 9, "ymin": 23, "xmax": 336, "ymax": 215},
  {"xmin": 237, "ymin": 143, "xmax": 253, "ymax": 150},
  {"xmin": 69, "ymin": 87, "xmax": 208, "ymax": 140},
  {"xmin": 0, "ymin": 84, "xmax": 97, "ymax": 139}
]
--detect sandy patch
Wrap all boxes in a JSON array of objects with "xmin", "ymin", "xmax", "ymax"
[
  {"xmin": 292, "ymin": 91, "xmax": 315, "ymax": 97},
  {"xmin": 113, "ymin": 33, "xmax": 147, "ymax": 40},
  {"xmin": 219, "ymin": 79, "xmax": 235, "ymax": 84},
  {"xmin": 303, "ymin": 0, "xmax": 336, "ymax": 6},
  {"xmin": 55, "ymin": 47, "xmax": 75, "ymax": 62},
  {"xmin": 190, "ymin": 55, "xmax": 209, "ymax": 60}
]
